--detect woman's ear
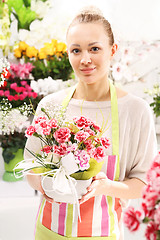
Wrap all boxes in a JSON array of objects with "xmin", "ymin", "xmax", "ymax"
[{"xmin": 111, "ymin": 43, "xmax": 118, "ymax": 57}]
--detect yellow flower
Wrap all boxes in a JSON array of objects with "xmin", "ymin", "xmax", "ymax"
[
  {"xmin": 26, "ymin": 46, "xmax": 38, "ymax": 58},
  {"xmin": 38, "ymin": 48, "xmax": 47, "ymax": 59},
  {"xmin": 57, "ymin": 42, "xmax": 67, "ymax": 53},
  {"xmin": 51, "ymin": 39, "xmax": 58, "ymax": 47},
  {"xmin": 14, "ymin": 48, "xmax": 22, "ymax": 58},
  {"xmin": 19, "ymin": 41, "xmax": 28, "ymax": 51},
  {"xmin": 44, "ymin": 43, "xmax": 56, "ymax": 56}
]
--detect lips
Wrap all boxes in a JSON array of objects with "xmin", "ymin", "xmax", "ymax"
[{"xmin": 80, "ymin": 67, "xmax": 96, "ymax": 74}]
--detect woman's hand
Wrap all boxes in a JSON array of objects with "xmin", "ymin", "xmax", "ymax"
[{"xmin": 79, "ymin": 172, "xmax": 111, "ymax": 204}]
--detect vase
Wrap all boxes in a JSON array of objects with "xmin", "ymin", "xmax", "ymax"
[
  {"xmin": 3, "ymin": 148, "xmax": 24, "ymax": 182},
  {"xmin": 41, "ymin": 176, "xmax": 92, "ymax": 204}
]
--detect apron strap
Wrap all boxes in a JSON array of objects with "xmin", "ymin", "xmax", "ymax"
[
  {"xmin": 61, "ymin": 81, "xmax": 119, "ymax": 156},
  {"xmin": 109, "ymin": 80, "xmax": 119, "ymax": 156}
]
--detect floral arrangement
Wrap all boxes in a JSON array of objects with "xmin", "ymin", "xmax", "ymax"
[
  {"xmin": 21, "ymin": 106, "xmax": 110, "ymax": 179},
  {"xmin": 0, "ymin": 61, "xmax": 40, "ymax": 108},
  {"xmin": 145, "ymin": 84, "xmax": 160, "ymax": 118},
  {"xmin": 14, "ymin": 40, "xmax": 73, "ymax": 81},
  {"xmin": 124, "ymin": 152, "xmax": 160, "ymax": 240},
  {"xmin": 0, "ymin": 58, "xmax": 11, "ymax": 87}
]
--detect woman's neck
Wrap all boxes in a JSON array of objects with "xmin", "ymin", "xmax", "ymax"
[{"xmin": 73, "ymin": 79, "xmax": 110, "ymax": 101}]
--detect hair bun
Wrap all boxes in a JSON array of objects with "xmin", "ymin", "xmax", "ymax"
[{"xmin": 79, "ymin": 5, "xmax": 104, "ymax": 17}]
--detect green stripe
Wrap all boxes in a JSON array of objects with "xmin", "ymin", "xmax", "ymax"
[
  {"xmin": 65, "ymin": 204, "xmax": 73, "ymax": 237},
  {"xmin": 107, "ymin": 196, "xmax": 116, "ymax": 239}
]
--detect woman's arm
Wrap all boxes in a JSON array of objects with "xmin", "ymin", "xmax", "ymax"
[
  {"xmin": 79, "ymin": 172, "xmax": 145, "ymax": 204},
  {"xmin": 26, "ymin": 172, "xmax": 54, "ymax": 203}
]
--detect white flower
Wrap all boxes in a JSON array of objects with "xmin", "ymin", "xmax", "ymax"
[
  {"xmin": 111, "ymin": 62, "xmax": 126, "ymax": 81},
  {"xmin": 31, "ymin": 0, "xmax": 51, "ymax": 19}
]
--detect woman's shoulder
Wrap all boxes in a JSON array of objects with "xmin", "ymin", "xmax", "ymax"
[{"xmin": 116, "ymin": 86, "xmax": 152, "ymax": 114}]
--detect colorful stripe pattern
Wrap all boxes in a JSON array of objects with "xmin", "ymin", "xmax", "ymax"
[{"xmin": 39, "ymin": 155, "xmax": 122, "ymax": 238}]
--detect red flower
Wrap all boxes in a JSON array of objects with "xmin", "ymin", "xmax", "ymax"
[
  {"xmin": 75, "ymin": 130, "xmax": 90, "ymax": 142},
  {"xmin": 54, "ymin": 127, "xmax": 71, "ymax": 143},
  {"xmin": 41, "ymin": 145, "xmax": 52, "ymax": 154},
  {"xmin": 92, "ymin": 146, "xmax": 105, "ymax": 162},
  {"xmin": 2, "ymin": 68, "xmax": 11, "ymax": 79},
  {"xmin": 25, "ymin": 126, "xmax": 36, "ymax": 137},
  {"xmin": 100, "ymin": 137, "xmax": 110, "ymax": 149},
  {"xmin": 73, "ymin": 116, "xmax": 90, "ymax": 128},
  {"xmin": 145, "ymin": 222, "xmax": 158, "ymax": 240},
  {"xmin": 48, "ymin": 119, "xmax": 58, "ymax": 129},
  {"xmin": 54, "ymin": 143, "xmax": 67, "ymax": 156},
  {"xmin": 123, "ymin": 206, "xmax": 142, "ymax": 232}
]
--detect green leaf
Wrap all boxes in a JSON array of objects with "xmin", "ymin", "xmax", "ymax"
[{"xmin": 71, "ymin": 158, "xmax": 104, "ymax": 180}]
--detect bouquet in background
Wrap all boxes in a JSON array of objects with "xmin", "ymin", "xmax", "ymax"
[
  {"xmin": 14, "ymin": 40, "xmax": 73, "ymax": 81},
  {"xmin": 15, "ymin": 105, "xmax": 110, "ymax": 204},
  {"xmin": 0, "ymin": 62, "xmax": 40, "ymax": 108},
  {"xmin": 124, "ymin": 152, "xmax": 160, "ymax": 240}
]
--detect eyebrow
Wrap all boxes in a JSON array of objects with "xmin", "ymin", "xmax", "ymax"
[{"xmin": 70, "ymin": 42, "xmax": 100, "ymax": 47}]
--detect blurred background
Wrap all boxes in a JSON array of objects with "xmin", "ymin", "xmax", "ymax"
[{"xmin": 0, "ymin": 0, "xmax": 160, "ymax": 239}]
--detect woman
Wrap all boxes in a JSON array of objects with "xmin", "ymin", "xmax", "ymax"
[{"xmin": 25, "ymin": 7, "xmax": 157, "ymax": 240}]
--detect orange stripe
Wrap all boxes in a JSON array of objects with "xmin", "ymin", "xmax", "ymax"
[
  {"xmin": 77, "ymin": 197, "xmax": 95, "ymax": 237},
  {"xmin": 114, "ymin": 198, "xmax": 122, "ymax": 222},
  {"xmin": 42, "ymin": 201, "xmax": 52, "ymax": 230}
]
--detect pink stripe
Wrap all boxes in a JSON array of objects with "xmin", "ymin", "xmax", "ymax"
[
  {"xmin": 58, "ymin": 203, "xmax": 67, "ymax": 235},
  {"xmin": 101, "ymin": 195, "xmax": 109, "ymax": 236},
  {"xmin": 107, "ymin": 155, "xmax": 116, "ymax": 180}
]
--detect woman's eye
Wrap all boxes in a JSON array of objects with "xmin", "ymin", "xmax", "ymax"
[
  {"xmin": 72, "ymin": 49, "xmax": 80, "ymax": 54},
  {"xmin": 91, "ymin": 47, "xmax": 99, "ymax": 52}
]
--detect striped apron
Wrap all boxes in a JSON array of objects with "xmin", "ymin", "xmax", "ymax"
[{"xmin": 35, "ymin": 81, "xmax": 122, "ymax": 240}]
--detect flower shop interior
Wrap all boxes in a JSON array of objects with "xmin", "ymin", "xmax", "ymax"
[{"xmin": 0, "ymin": 0, "xmax": 160, "ymax": 239}]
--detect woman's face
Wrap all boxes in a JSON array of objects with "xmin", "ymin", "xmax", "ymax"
[{"xmin": 67, "ymin": 23, "xmax": 113, "ymax": 85}]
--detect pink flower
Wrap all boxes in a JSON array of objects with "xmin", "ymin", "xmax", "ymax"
[
  {"xmin": 100, "ymin": 137, "xmax": 110, "ymax": 149},
  {"xmin": 0, "ymin": 90, "xmax": 4, "ymax": 96},
  {"xmin": 91, "ymin": 122, "xmax": 101, "ymax": 132},
  {"xmin": 31, "ymin": 92, "xmax": 38, "ymax": 98},
  {"xmin": 4, "ymin": 90, "xmax": 10, "ymax": 97},
  {"xmin": 25, "ymin": 126, "xmax": 36, "ymax": 137},
  {"xmin": 19, "ymin": 92, "xmax": 28, "ymax": 100},
  {"xmin": 84, "ymin": 139, "xmax": 93, "ymax": 151},
  {"xmin": 145, "ymin": 222, "xmax": 158, "ymax": 240},
  {"xmin": 48, "ymin": 119, "xmax": 58, "ymax": 129},
  {"xmin": 75, "ymin": 130, "xmax": 90, "ymax": 142},
  {"xmin": 35, "ymin": 116, "xmax": 47, "ymax": 125},
  {"xmin": 7, "ymin": 95, "xmax": 14, "ymax": 101},
  {"xmin": 10, "ymin": 62, "xmax": 34, "ymax": 79},
  {"xmin": 92, "ymin": 146, "xmax": 105, "ymax": 162},
  {"xmin": 76, "ymin": 150, "xmax": 90, "ymax": 170},
  {"xmin": 41, "ymin": 145, "xmax": 52, "ymax": 154},
  {"xmin": 54, "ymin": 143, "xmax": 67, "ymax": 156},
  {"xmin": 42, "ymin": 127, "xmax": 51, "ymax": 135},
  {"xmin": 142, "ymin": 185, "xmax": 159, "ymax": 210},
  {"xmin": 123, "ymin": 206, "xmax": 142, "ymax": 232},
  {"xmin": 21, "ymin": 81, "xmax": 27, "ymax": 86},
  {"xmin": 13, "ymin": 94, "xmax": 19, "ymax": 101},
  {"xmin": 85, "ymin": 128, "xmax": 95, "ymax": 136},
  {"xmin": 10, "ymin": 83, "xmax": 17, "ymax": 89},
  {"xmin": 54, "ymin": 127, "xmax": 71, "ymax": 143}
]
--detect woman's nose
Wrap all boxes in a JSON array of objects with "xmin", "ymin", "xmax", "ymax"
[{"xmin": 80, "ymin": 52, "xmax": 91, "ymax": 65}]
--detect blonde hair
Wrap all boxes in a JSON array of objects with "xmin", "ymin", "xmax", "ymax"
[{"xmin": 67, "ymin": 6, "xmax": 114, "ymax": 46}]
